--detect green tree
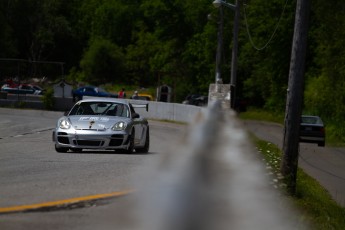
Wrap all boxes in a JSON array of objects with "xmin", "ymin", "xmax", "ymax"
[
  {"xmin": 134, "ymin": 0, "xmax": 215, "ymax": 100},
  {"xmin": 0, "ymin": 1, "xmax": 18, "ymax": 77},
  {"xmin": 7, "ymin": 0, "xmax": 71, "ymax": 61},
  {"xmin": 304, "ymin": 1, "xmax": 345, "ymax": 122},
  {"xmin": 238, "ymin": 0, "xmax": 296, "ymax": 110},
  {"xmin": 3, "ymin": 0, "xmax": 75, "ymax": 79},
  {"xmin": 0, "ymin": 3, "xmax": 16, "ymax": 58},
  {"xmin": 92, "ymin": 0, "xmax": 138, "ymax": 47},
  {"xmin": 80, "ymin": 37, "xmax": 125, "ymax": 85},
  {"xmin": 125, "ymin": 30, "xmax": 161, "ymax": 86},
  {"xmin": 3, "ymin": 0, "xmax": 345, "ymax": 109}
]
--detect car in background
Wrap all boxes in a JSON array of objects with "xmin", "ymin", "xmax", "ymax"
[
  {"xmin": 137, "ymin": 93, "xmax": 153, "ymax": 101},
  {"xmin": 72, "ymin": 86, "xmax": 117, "ymax": 101},
  {"xmin": 130, "ymin": 91, "xmax": 154, "ymax": 101},
  {"xmin": 31, "ymin": 85, "xmax": 45, "ymax": 94},
  {"xmin": 1, "ymin": 84, "xmax": 43, "ymax": 95},
  {"xmin": 182, "ymin": 94, "xmax": 208, "ymax": 106},
  {"xmin": 52, "ymin": 98, "xmax": 150, "ymax": 153},
  {"xmin": 299, "ymin": 115, "xmax": 325, "ymax": 147}
]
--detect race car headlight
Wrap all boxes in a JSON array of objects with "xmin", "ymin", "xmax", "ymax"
[
  {"xmin": 112, "ymin": 121, "xmax": 127, "ymax": 131},
  {"xmin": 59, "ymin": 119, "xmax": 71, "ymax": 129}
]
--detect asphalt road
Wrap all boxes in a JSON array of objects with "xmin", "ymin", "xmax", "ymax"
[
  {"xmin": 0, "ymin": 108, "xmax": 188, "ymax": 230},
  {"xmin": 2, "ymin": 108, "xmax": 343, "ymax": 229},
  {"xmin": 242, "ymin": 120, "xmax": 345, "ymax": 207}
]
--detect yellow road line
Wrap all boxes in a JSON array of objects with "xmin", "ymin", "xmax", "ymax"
[{"xmin": 0, "ymin": 190, "xmax": 133, "ymax": 214}]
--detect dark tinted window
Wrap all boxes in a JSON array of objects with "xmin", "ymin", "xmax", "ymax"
[
  {"xmin": 69, "ymin": 102, "xmax": 129, "ymax": 117},
  {"xmin": 301, "ymin": 116, "xmax": 322, "ymax": 124}
]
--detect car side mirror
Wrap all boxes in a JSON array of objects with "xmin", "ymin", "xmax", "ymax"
[
  {"xmin": 64, "ymin": 111, "xmax": 69, "ymax": 116},
  {"xmin": 132, "ymin": 113, "xmax": 140, "ymax": 119}
]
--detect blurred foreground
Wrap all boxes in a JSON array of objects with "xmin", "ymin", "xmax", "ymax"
[{"xmin": 114, "ymin": 101, "xmax": 309, "ymax": 230}]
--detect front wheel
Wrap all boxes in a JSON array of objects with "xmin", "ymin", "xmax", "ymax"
[
  {"xmin": 55, "ymin": 144, "xmax": 69, "ymax": 153},
  {"xmin": 136, "ymin": 127, "xmax": 150, "ymax": 153},
  {"xmin": 125, "ymin": 131, "xmax": 135, "ymax": 154},
  {"xmin": 318, "ymin": 141, "xmax": 325, "ymax": 147}
]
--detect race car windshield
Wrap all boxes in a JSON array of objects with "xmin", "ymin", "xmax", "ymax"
[{"xmin": 69, "ymin": 102, "xmax": 130, "ymax": 117}]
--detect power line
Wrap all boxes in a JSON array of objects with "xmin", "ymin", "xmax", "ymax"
[{"xmin": 243, "ymin": 0, "xmax": 290, "ymax": 51}]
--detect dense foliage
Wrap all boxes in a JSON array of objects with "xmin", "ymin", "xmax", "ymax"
[{"xmin": 1, "ymin": 0, "xmax": 345, "ymax": 122}]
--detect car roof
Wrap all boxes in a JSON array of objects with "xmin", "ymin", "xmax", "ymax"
[
  {"xmin": 77, "ymin": 97, "xmax": 129, "ymax": 105},
  {"xmin": 138, "ymin": 93, "xmax": 153, "ymax": 99},
  {"xmin": 78, "ymin": 85, "xmax": 98, "ymax": 88}
]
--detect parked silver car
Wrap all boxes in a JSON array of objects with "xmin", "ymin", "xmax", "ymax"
[
  {"xmin": 300, "ymin": 115, "xmax": 325, "ymax": 147},
  {"xmin": 52, "ymin": 98, "xmax": 149, "ymax": 153}
]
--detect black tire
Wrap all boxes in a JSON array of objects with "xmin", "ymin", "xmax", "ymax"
[
  {"xmin": 125, "ymin": 130, "xmax": 135, "ymax": 154},
  {"xmin": 318, "ymin": 141, "xmax": 325, "ymax": 147},
  {"xmin": 55, "ymin": 144, "xmax": 69, "ymax": 153},
  {"xmin": 136, "ymin": 127, "xmax": 150, "ymax": 153}
]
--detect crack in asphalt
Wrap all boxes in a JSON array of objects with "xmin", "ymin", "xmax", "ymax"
[
  {"xmin": 0, "ymin": 191, "xmax": 133, "ymax": 215},
  {"xmin": 0, "ymin": 197, "xmax": 112, "ymax": 215},
  {"xmin": 0, "ymin": 128, "xmax": 54, "ymax": 140}
]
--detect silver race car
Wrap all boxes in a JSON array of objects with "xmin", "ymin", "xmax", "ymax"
[{"xmin": 52, "ymin": 98, "xmax": 150, "ymax": 153}]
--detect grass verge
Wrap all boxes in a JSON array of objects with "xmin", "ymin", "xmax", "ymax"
[
  {"xmin": 239, "ymin": 108, "xmax": 285, "ymax": 124},
  {"xmin": 256, "ymin": 138, "xmax": 345, "ymax": 230}
]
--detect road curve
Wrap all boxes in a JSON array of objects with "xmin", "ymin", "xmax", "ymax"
[{"xmin": 242, "ymin": 119, "xmax": 345, "ymax": 207}]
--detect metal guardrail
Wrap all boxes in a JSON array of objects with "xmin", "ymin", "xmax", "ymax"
[{"xmin": 126, "ymin": 100, "xmax": 308, "ymax": 230}]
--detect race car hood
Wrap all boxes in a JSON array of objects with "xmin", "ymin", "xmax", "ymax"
[{"xmin": 67, "ymin": 115, "xmax": 130, "ymax": 130}]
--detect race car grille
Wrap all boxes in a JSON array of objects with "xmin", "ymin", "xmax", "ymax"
[
  {"xmin": 76, "ymin": 129, "xmax": 106, "ymax": 131},
  {"xmin": 73, "ymin": 140, "xmax": 104, "ymax": 146},
  {"xmin": 58, "ymin": 136, "xmax": 69, "ymax": 144},
  {"xmin": 58, "ymin": 132, "xmax": 68, "ymax": 135},
  {"xmin": 109, "ymin": 134, "xmax": 124, "ymax": 146}
]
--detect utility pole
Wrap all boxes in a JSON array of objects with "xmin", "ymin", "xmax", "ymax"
[
  {"xmin": 230, "ymin": 0, "xmax": 240, "ymax": 109},
  {"xmin": 215, "ymin": 6, "xmax": 224, "ymax": 85},
  {"xmin": 281, "ymin": 0, "xmax": 311, "ymax": 195},
  {"xmin": 212, "ymin": 0, "xmax": 240, "ymax": 109}
]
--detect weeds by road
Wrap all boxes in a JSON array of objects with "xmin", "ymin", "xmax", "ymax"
[{"xmin": 254, "ymin": 131, "xmax": 345, "ymax": 229}]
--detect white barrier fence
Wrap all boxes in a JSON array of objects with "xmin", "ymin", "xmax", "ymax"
[
  {"xmin": 129, "ymin": 99, "xmax": 204, "ymax": 123},
  {"xmin": 0, "ymin": 95, "xmax": 203, "ymax": 122},
  {"xmin": 123, "ymin": 100, "xmax": 309, "ymax": 230}
]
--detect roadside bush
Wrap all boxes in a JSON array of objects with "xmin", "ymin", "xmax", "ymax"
[{"xmin": 42, "ymin": 87, "xmax": 54, "ymax": 110}]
